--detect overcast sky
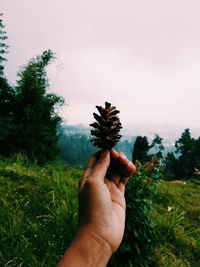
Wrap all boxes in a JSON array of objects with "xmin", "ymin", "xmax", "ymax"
[{"xmin": 2, "ymin": 0, "xmax": 200, "ymax": 129}]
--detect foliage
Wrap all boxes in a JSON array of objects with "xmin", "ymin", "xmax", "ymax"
[
  {"xmin": 0, "ymin": 76, "xmax": 16, "ymax": 156},
  {"xmin": 0, "ymin": 13, "xmax": 16, "ymax": 156},
  {"xmin": 175, "ymin": 128, "xmax": 195, "ymax": 178},
  {"xmin": 0, "ymin": 13, "xmax": 9, "ymax": 77},
  {"xmin": 12, "ymin": 50, "xmax": 64, "ymax": 163},
  {"xmin": 0, "ymin": 158, "xmax": 199, "ymax": 266},
  {"xmin": 0, "ymin": 13, "xmax": 64, "ymax": 163},
  {"xmin": 132, "ymin": 136, "xmax": 150, "ymax": 163},
  {"xmin": 153, "ymin": 181, "xmax": 200, "ymax": 266},
  {"xmin": 165, "ymin": 128, "xmax": 200, "ymax": 179},
  {"xmin": 0, "ymin": 159, "xmax": 80, "ymax": 266},
  {"xmin": 109, "ymin": 159, "xmax": 163, "ymax": 267},
  {"xmin": 58, "ymin": 131, "xmax": 135, "ymax": 168},
  {"xmin": 116, "ymin": 138, "xmax": 136, "ymax": 161},
  {"xmin": 58, "ymin": 133, "xmax": 95, "ymax": 167},
  {"xmin": 150, "ymin": 134, "xmax": 165, "ymax": 159},
  {"xmin": 164, "ymin": 152, "xmax": 179, "ymax": 179},
  {"xmin": 132, "ymin": 134, "xmax": 164, "ymax": 165}
]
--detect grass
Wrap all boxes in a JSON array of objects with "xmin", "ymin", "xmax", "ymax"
[
  {"xmin": 0, "ymin": 159, "xmax": 81, "ymax": 266},
  {"xmin": 0, "ymin": 158, "xmax": 199, "ymax": 266},
  {"xmin": 153, "ymin": 181, "xmax": 200, "ymax": 266}
]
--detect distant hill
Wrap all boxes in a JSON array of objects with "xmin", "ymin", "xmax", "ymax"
[{"xmin": 59, "ymin": 123, "xmax": 200, "ymax": 165}]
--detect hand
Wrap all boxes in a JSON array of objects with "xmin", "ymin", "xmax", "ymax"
[
  {"xmin": 58, "ymin": 149, "xmax": 135, "ymax": 267},
  {"xmin": 78, "ymin": 149, "xmax": 135, "ymax": 253}
]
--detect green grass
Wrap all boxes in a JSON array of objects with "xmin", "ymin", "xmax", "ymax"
[
  {"xmin": 0, "ymin": 160, "xmax": 81, "ymax": 266},
  {"xmin": 0, "ymin": 159, "xmax": 199, "ymax": 266},
  {"xmin": 153, "ymin": 181, "xmax": 200, "ymax": 266}
]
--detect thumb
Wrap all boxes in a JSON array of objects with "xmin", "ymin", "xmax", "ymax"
[{"xmin": 90, "ymin": 151, "xmax": 110, "ymax": 180}]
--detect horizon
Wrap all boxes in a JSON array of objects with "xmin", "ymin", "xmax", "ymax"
[{"xmin": 63, "ymin": 121, "xmax": 200, "ymax": 139}]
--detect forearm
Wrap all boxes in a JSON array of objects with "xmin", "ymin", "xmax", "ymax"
[{"xmin": 57, "ymin": 228, "xmax": 112, "ymax": 267}]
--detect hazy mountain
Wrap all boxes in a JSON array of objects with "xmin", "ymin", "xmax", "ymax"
[{"xmin": 62, "ymin": 123, "xmax": 200, "ymax": 142}]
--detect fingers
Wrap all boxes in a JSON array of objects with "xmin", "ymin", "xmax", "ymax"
[
  {"xmin": 117, "ymin": 177, "xmax": 129, "ymax": 193},
  {"xmin": 111, "ymin": 174, "xmax": 120, "ymax": 185},
  {"xmin": 80, "ymin": 151, "xmax": 110, "ymax": 190},
  {"xmin": 110, "ymin": 149, "xmax": 136, "ymax": 178},
  {"xmin": 110, "ymin": 148, "xmax": 119, "ymax": 159},
  {"xmin": 105, "ymin": 175, "xmax": 129, "ymax": 194},
  {"xmin": 82, "ymin": 151, "xmax": 99, "ymax": 179},
  {"xmin": 80, "ymin": 149, "xmax": 135, "ymax": 191},
  {"xmin": 127, "ymin": 161, "xmax": 136, "ymax": 175},
  {"xmin": 80, "ymin": 151, "xmax": 99, "ymax": 190},
  {"xmin": 91, "ymin": 151, "xmax": 110, "ymax": 180}
]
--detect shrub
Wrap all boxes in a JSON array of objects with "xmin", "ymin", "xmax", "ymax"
[{"xmin": 109, "ymin": 159, "xmax": 164, "ymax": 266}]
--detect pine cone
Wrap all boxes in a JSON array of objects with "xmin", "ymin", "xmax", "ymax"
[{"xmin": 90, "ymin": 102, "xmax": 122, "ymax": 150}]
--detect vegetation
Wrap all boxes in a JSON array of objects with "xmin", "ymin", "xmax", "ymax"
[
  {"xmin": 0, "ymin": 13, "xmax": 9, "ymax": 76},
  {"xmin": 0, "ymin": 14, "xmax": 64, "ymax": 163},
  {"xmin": 0, "ymin": 11, "xmax": 200, "ymax": 267},
  {"xmin": 132, "ymin": 136, "xmax": 150, "ymax": 163},
  {"xmin": 0, "ymin": 157, "xmax": 80, "ymax": 266},
  {"xmin": 0, "ymin": 13, "xmax": 16, "ymax": 157},
  {"xmin": 0, "ymin": 158, "xmax": 199, "ymax": 266},
  {"xmin": 13, "ymin": 50, "xmax": 64, "ymax": 163},
  {"xmin": 57, "ymin": 131, "xmax": 135, "ymax": 167},
  {"xmin": 57, "ymin": 133, "xmax": 95, "ymax": 167},
  {"xmin": 132, "ymin": 134, "xmax": 164, "ymax": 165},
  {"xmin": 165, "ymin": 128, "xmax": 200, "ymax": 179},
  {"xmin": 109, "ymin": 158, "xmax": 163, "ymax": 266}
]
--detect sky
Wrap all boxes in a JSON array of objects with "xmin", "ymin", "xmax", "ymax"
[{"xmin": 2, "ymin": 0, "xmax": 200, "ymax": 130}]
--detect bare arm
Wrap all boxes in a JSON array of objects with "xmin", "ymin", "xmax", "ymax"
[{"xmin": 57, "ymin": 149, "xmax": 135, "ymax": 267}]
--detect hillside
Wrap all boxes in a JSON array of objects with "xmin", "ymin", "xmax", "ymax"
[{"xmin": 0, "ymin": 159, "xmax": 199, "ymax": 266}]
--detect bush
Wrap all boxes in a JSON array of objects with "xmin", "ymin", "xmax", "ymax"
[{"xmin": 109, "ymin": 159, "xmax": 164, "ymax": 266}]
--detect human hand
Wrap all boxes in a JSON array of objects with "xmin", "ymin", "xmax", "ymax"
[
  {"xmin": 78, "ymin": 149, "xmax": 135, "ymax": 253},
  {"xmin": 58, "ymin": 150, "xmax": 135, "ymax": 267}
]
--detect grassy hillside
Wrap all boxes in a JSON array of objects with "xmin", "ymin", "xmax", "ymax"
[
  {"xmin": 0, "ymin": 159, "xmax": 81, "ymax": 266},
  {"xmin": 0, "ymin": 159, "xmax": 199, "ymax": 266},
  {"xmin": 152, "ymin": 181, "xmax": 200, "ymax": 266}
]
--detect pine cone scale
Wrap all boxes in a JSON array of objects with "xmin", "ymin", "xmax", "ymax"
[{"xmin": 90, "ymin": 102, "xmax": 122, "ymax": 150}]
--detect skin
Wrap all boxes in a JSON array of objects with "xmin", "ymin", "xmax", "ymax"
[{"xmin": 57, "ymin": 149, "xmax": 136, "ymax": 267}]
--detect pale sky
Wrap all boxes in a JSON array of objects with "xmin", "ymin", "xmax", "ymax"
[{"xmin": 2, "ymin": 0, "xmax": 200, "ymax": 129}]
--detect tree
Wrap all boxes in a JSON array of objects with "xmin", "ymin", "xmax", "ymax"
[
  {"xmin": 150, "ymin": 134, "xmax": 164, "ymax": 159},
  {"xmin": 0, "ymin": 13, "xmax": 16, "ymax": 156},
  {"xmin": 132, "ymin": 136, "xmax": 150, "ymax": 163},
  {"xmin": 0, "ymin": 77, "xmax": 16, "ymax": 156},
  {"xmin": 0, "ymin": 13, "xmax": 9, "ymax": 77},
  {"xmin": 165, "ymin": 129, "xmax": 200, "ymax": 179},
  {"xmin": 164, "ymin": 152, "xmax": 178, "ymax": 179},
  {"xmin": 175, "ymin": 128, "xmax": 194, "ymax": 156},
  {"xmin": 13, "ymin": 50, "xmax": 64, "ymax": 163},
  {"xmin": 175, "ymin": 128, "xmax": 195, "ymax": 178},
  {"xmin": 193, "ymin": 138, "xmax": 200, "ymax": 171}
]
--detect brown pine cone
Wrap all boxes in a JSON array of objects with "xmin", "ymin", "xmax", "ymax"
[{"xmin": 90, "ymin": 102, "xmax": 122, "ymax": 150}]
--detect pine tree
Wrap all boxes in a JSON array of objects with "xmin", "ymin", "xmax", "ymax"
[
  {"xmin": 0, "ymin": 13, "xmax": 15, "ymax": 156},
  {"xmin": 175, "ymin": 128, "xmax": 195, "ymax": 178},
  {"xmin": 150, "ymin": 134, "xmax": 164, "ymax": 158},
  {"xmin": 132, "ymin": 136, "xmax": 150, "ymax": 163},
  {"xmin": 13, "ymin": 50, "xmax": 64, "ymax": 163},
  {"xmin": 0, "ymin": 13, "xmax": 9, "ymax": 77}
]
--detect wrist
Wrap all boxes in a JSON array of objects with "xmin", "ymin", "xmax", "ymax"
[
  {"xmin": 58, "ymin": 226, "xmax": 112, "ymax": 267},
  {"xmin": 75, "ymin": 226, "xmax": 113, "ymax": 266}
]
